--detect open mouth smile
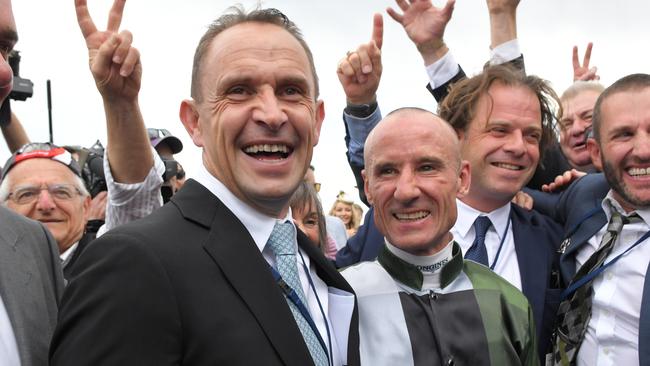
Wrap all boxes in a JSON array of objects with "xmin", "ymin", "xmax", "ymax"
[{"xmin": 243, "ymin": 144, "xmax": 293, "ymax": 160}]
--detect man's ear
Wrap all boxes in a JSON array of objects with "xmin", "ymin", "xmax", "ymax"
[
  {"xmin": 362, "ymin": 169, "xmax": 373, "ymax": 206},
  {"xmin": 179, "ymin": 99, "xmax": 203, "ymax": 147},
  {"xmin": 587, "ymin": 137, "xmax": 603, "ymax": 171},
  {"xmin": 312, "ymin": 100, "xmax": 325, "ymax": 146},
  {"xmin": 456, "ymin": 160, "xmax": 471, "ymax": 199},
  {"xmin": 81, "ymin": 195, "xmax": 92, "ymax": 221}
]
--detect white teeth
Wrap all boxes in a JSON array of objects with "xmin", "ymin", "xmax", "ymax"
[
  {"xmin": 395, "ymin": 211, "xmax": 430, "ymax": 221},
  {"xmin": 629, "ymin": 167, "xmax": 650, "ymax": 176},
  {"xmin": 494, "ymin": 163, "xmax": 522, "ymax": 171},
  {"xmin": 244, "ymin": 144, "xmax": 289, "ymax": 154}
]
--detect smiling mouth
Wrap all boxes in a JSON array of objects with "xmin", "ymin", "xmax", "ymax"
[
  {"xmin": 491, "ymin": 162, "xmax": 524, "ymax": 171},
  {"xmin": 243, "ymin": 144, "xmax": 293, "ymax": 160},
  {"xmin": 394, "ymin": 211, "xmax": 430, "ymax": 221},
  {"xmin": 628, "ymin": 167, "xmax": 650, "ymax": 177}
]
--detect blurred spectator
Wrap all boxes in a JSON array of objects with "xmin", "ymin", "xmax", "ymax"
[
  {"xmin": 329, "ymin": 191, "xmax": 360, "ymax": 238},
  {"xmin": 304, "ymin": 164, "xmax": 348, "ymax": 249},
  {"xmin": 147, "ymin": 127, "xmax": 183, "ymax": 202},
  {"xmin": 290, "ymin": 181, "xmax": 337, "ymax": 259}
]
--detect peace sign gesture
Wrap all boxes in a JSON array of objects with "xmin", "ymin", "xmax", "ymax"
[
  {"xmin": 572, "ymin": 42, "xmax": 599, "ymax": 82},
  {"xmin": 75, "ymin": 0, "xmax": 141, "ymax": 100}
]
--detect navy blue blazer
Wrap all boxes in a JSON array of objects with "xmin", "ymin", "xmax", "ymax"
[
  {"xmin": 530, "ymin": 173, "xmax": 650, "ymax": 365},
  {"xmin": 336, "ymin": 203, "xmax": 563, "ymax": 361}
]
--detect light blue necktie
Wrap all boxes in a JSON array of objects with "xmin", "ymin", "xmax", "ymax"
[
  {"xmin": 464, "ymin": 216, "xmax": 492, "ymax": 266},
  {"xmin": 267, "ymin": 221, "xmax": 328, "ymax": 366}
]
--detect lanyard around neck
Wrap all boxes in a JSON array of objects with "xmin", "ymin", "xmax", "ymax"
[
  {"xmin": 560, "ymin": 228, "xmax": 650, "ymax": 301},
  {"xmin": 489, "ymin": 217, "xmax": 510, "ymax": 270}
]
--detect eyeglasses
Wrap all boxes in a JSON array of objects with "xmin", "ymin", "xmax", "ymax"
[
  {"xmin": 147, "ymin": 128, "xmax": 172, "ymax": 140},
  {"xmin": 7, "ymin": 184, "xmax": 82, "ymax": 205}
]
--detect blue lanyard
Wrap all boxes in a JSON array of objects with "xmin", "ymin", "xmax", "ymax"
[
  {"xmin": 269, "ymin": 251, "xmax": 333, "ymax": 366},
  {"xmin": 560, "ymin": 229, "xmax": 650, "ymax": 301},
  {"xmin": 489, "ymin": 218, "xmax": 510, "ymax": 270}
]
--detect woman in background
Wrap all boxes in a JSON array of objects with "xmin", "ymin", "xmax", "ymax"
[
  {"xmin": 329, "ymin": 191, "xmax": 360, "ymax": 238},
  {"xmin": 290, "ymin": 181, "xmax": 337, "ymax": 259}
]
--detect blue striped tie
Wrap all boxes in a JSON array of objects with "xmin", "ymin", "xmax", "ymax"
[{"xmin": 267, "ymin": 221, "xmax": 328, "ymax": 366}]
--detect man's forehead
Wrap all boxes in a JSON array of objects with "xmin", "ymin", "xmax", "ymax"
[{"xmin": 8, "ymin": 158, "xmax": 77, "ymax": 184}]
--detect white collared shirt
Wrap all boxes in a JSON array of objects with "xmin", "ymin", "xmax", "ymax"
[
  {"xmin": 0, "ymin": 294, "xmax": 21, "ymax": 366},
  {"xmin": 451, "ymin": 199, "xmax": 521, "ymax": 290},
  {"xmin": 576, "ymin": 192, "xmax": 650, "ymax": 366},
  {"xmin": 194, "ymin": 164, "xmax": 345, "ymax": 365}
]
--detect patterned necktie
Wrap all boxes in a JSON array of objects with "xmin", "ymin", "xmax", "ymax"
[
  {"xmin": 553, "ymin": 210, "xmax": 642, "ymax": 365},
  {"xmin": 464, "ymin": 216, "xmax": 492, "ymax": 266},
  {"xmin": 267, "ymin": 221, "xmax": 328, "ymax": 366}
]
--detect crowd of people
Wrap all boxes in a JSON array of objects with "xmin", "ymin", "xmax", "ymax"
[{"xmin": 1, "ymin": 0, "xmax": 649, "ymax": 365}]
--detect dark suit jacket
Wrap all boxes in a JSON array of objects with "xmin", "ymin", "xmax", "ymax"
[
  {"xmin": 530, "ymin": 173, "xmax": 650, "ymax": 365},
  {"xmin": 0, "ymin": 206, "xmax": 63, "ymax": 366},
  {"xmin": 336, "ymin": 203, "xmax": 562, "ymax": 361},
  {"xmin": 50, "ymin": 179, "xmax": 359, "ymax": 366}
]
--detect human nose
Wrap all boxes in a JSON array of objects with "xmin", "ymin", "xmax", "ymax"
[
  {"xmin": 632, "ymin": 131, "xmax": 650, "ymax": 160},
  {"xmin": 393, "ymin": 170, "xmax": 420, "ymax": 203},
  {"xmin": 570, "ymin": 117, "xmax": 590, "ymax": 138},
  {"xmin": 253, "ymin": 87, "xmax": 287, "ymax": 130},
  {"xmin": 35, "ymin": 188, "xmax": 57, "ymax": 212},
  {"xmin": 503, "ymin": 130, "xmax": 526, "ymax": 156}
]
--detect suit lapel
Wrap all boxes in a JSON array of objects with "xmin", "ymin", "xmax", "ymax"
[
  {"xmin": 173, "ymin": 180, "xmax": 314, "ymax": 365},
  {"xmin": 560, "ymin": 200, "xmax": 607, "ymax": 280},
  {"xmin": 510, "ymin": 205, "xmax": 549, "ymax": 330}
]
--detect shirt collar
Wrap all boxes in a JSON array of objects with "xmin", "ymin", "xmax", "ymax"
[
  {"xmin": 602, "ymin": 190, "xmax": 650, "ymax": 224},
  {"xmin": 455, "ymin": 199, "xmax": 511, "ymax": 240},
  {"xmin": 193, "ymin": 163, "xmax": 295, "ymax": 253}
]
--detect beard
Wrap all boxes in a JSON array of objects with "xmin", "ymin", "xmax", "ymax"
[{"xmin": 602, "ymin": 157, "xmax": 650, "ymax": 210}]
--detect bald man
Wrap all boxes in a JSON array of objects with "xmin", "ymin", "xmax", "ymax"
[{"xmin": 342, "ymin": 108, "xmax": 538, "ymax": 366}]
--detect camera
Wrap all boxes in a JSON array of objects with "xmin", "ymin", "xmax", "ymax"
[
  {"xmin": 8, "ymin": 50, "xmax": 34, "ymax": 101},
  {"xmin": 0, "ymin": 50, "xmax": 34, "ymax": 126}
]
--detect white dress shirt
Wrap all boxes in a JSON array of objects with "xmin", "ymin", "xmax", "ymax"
[
  {"xmin": 576, "ymin": 192, "xmax": 650, "ymax": 366},
  {"xmin": 194, "ymin": 164, "xmax": 350, "ymax": 366},
  {"xmin": 0, "ymin": 295, "xmax": 20, "ymax": 366},
  {"xmin": 451, "ymin": 199, "xmax": 522, "ymax": 290}
]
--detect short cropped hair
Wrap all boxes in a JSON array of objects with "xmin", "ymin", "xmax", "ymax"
[
  {"xmin": 190, "ymin": 6, "xmax": 319, "ymax": 102},
  {"xmin": 592, "ymin": 73, "xmax": 650, "ymax": 142},
  {"xmin": 438, "ymin": 64, "xmax": 560, "ymax": 160}
]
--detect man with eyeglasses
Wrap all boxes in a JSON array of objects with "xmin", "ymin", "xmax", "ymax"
[
  {"xmin": 0, "ymin": 143, "xmax": 92, "ymax": 276},
  {"xmin": 0, "ymin": 1, "xmax": 65, "ymax": 366}
]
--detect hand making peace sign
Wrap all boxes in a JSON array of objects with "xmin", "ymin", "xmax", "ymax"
[{"xmin": 75, "ymin": 0, "xmax": 141, "ymax": 100}]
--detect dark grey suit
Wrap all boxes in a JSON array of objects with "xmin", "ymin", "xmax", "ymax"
[{"xmin": 0, "ymin": 205, "xmax": 64, "ymax": 366}]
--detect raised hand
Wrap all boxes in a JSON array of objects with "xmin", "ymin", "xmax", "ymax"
[
  {"xmin": 386, "ymin": 0, "xmax": 455, "ymax": 58},
  {"xmin": 541, "ymin": 169, "xmax": 586, "ymax": 193},
  {"xmin": 75, "ymin": 0, "xmax": 141, "ymax": 100},
  {"xmin": 337, "ymin": 14, "xmax": 383, "ymax": 105},
  {"xmin": 573, "ymin": 42, "xmax": 600, "ymax": 82}
]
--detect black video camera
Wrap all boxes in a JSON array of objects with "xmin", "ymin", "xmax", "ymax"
[
  {"xmin": 8, "ymin": 50, "xmax": 33, "ymax": 101},
  {"xmin": 0, "ymin": 50, "xmax": 34, "ymax": 126}
]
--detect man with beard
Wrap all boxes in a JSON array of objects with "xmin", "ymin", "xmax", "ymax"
[{"xmin": 535, "ymin": 74, "xmax": 650, "ymax": 365}]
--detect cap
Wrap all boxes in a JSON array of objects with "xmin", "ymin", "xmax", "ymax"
[
  {"xmin": 147, "ymin": 128, "xmax": 183, "ymax": 154},
  {"xmin": 1, "ymin": 142, "xmax": 82, "ymax": 181}
]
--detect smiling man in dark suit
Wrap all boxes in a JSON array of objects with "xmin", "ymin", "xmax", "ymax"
[{"xmin": 49, "ymin": 2, "xmax": 357, "ymax": 365}]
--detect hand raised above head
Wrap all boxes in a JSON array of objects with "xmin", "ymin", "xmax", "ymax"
[
  {"xmin": 573, "ymin": 42, "xmax": 600, "ymax": 82},
  {"xmin": 386, "ymin": 0, "xmax": 455, "ymax": 52},
  {"xmin": 337, "ymin": 13, "xmax": 383, "ymax": 105},
  {"xmin": 75, "ymin": 0, "xmax": 141, "ymax": 100}
]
